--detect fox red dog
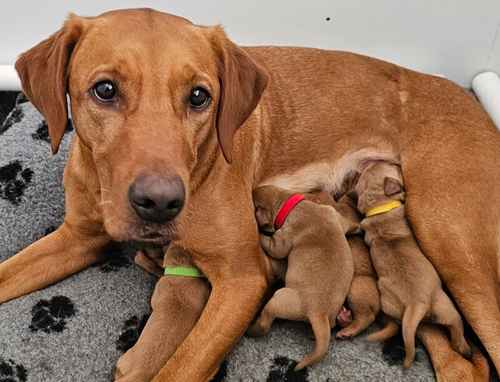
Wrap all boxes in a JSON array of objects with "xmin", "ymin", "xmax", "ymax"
[{"xmin": 1, "ymin": 8, "xmax": 498, "ymax": 381}]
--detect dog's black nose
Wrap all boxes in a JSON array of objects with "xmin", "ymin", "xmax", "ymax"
[{"xmin": 128, "ymin": 175, "xmax": 185, "ymax": 223}]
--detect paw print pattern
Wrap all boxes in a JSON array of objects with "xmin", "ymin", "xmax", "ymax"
[
  {"xmin": 0, "ymin": 91, "xmax": 22, "ymax": 134},
  {"xmin": 93, "ymin": 243, "xmax": 132, "ymax": 273},
  {"xmin": 31, "ymin": 119, "xmax": 73, "ymax": 143},
  {"xmin": 267, "ymin": 356, "xmax": 309, "ymax": 382},
  {"xmin": 29, "ymin": 296, "xmax": 76, "ymax": 333},
  {"xmin": 0, "ymin": 358, "xmax": 28, "ymax": 382},
  {"xmin": 0, "ymin": 161, "xmax": 33, "ymax": 205},
  {"xmin": 382, "ymin": 332, "xmax": 424, "ymax": 366},
  {"xmin": 210, "ymin": 360, "xmax": 227, "ymax": 382},
  {"xmin": 116, "ymin": 315, "xmax": 150, "ymax": 352}
]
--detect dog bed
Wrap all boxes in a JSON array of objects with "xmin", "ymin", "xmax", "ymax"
[{"xmin": 0, "ymin": 91, "xmax": 434, "ymax": 381}]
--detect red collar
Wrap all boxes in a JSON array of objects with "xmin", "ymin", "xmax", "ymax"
[{"xmin": 274, "ymin": 194, "xmax": 306, "ymax": 230}]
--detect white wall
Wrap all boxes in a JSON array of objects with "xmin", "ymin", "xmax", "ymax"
[{"xmin": 1, "ymin": 0, "xmax": 499, "ymax": 87}]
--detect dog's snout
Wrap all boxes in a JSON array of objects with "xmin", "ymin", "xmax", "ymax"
[{"xmin": 128, "ymin": 175, "xmax": 185, "ymax": 223}]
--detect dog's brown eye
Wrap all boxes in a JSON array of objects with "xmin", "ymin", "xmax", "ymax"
[
  {"xmin": 189, "ymin": 87, "xmax": 211, "ymax": 109},
  {"xmin": 92, "ymin": 81, "xmax": 116, "ymax": 102}
]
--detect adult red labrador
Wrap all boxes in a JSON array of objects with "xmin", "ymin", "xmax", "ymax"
[{"xmin": 2, "ymin": 8, "xmax": 498, "ymax": 381}]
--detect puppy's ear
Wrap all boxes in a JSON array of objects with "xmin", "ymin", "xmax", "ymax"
[
  {"xmin": 384, "ymin": 177, "xmax": 403, "ymax": 196},
  {"xmin": 15, "ymin": 15, "xmax": 84, "ymax": 154},
  {"xmin": 210, "ymin": 27, "xmax": 269, "ymax": 163}
]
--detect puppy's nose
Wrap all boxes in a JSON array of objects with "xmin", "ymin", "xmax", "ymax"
[{"xmin": 128, "ymin": 175, "xmax": 185, "ymax": 223}]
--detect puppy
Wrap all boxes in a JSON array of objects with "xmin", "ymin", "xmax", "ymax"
[
  {"xmin": 334, "ymin": 195, "xmax": 381, "ymax": 339},
  {"xmin": 301, "ymin": 192, "xmax": 380, "ymax": 338},
  {"xmin": 247, "ymin": 185, "xmax": 354, "ymax": 370},
  {"xmin": 353, "ymin": 162, "xmax": 471, "ymax": 368},
  {"xmin": 115, "ymin": 246, "xmax": 210, "ymax": 382}
]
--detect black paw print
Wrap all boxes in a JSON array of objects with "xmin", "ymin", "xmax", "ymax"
[
  {"xmin": 0, "ymin": 91, "xmax": 22, "ymax": 134},
  {"xmin": 93, "ymin": 243, "xmax": 132, "ymax": 273},
  {"xmin": 267, "ymin": 356, "xmax": 309, "ymax": 382},
  {"xmin": 210, "ymin": 360, "xmax": 228, "ymax": 382},
  {"xmin": 116, "ymin": 314, "xmax": 150, "ymax": 352},
  {"xmin": 31, "ymin": 119, "xmax": 73, "ymax": 143},
  {"xmin": 0, "ymin": 161, "xmax": 33, "ymax": 205},
  {"xmin": 0, "ymin": 358, "xmax": 28, "ymax": 382},
  {"xmin": 29, "ymin": 296, "xmax": 76, "ymax": 333}
]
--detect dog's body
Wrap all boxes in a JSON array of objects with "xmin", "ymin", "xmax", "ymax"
[
  {"xmin": 248, "ymin": 186, "xmax": 354, "ymax": 370},
  {"xmin": 355, "ymin": 162, "xmax": 470, "ymax": 367},
  {"xmin": 333, "ymin": 196, "xmax": 381, "ymax": 340},
  {"xmin": 0, "ymin": 8, "xmax": 497, "ymax": 381}
]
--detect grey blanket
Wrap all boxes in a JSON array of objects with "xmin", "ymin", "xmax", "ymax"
[{"xmin": 0, "ymin": 92, "xmax": 435, "ymax": 381}]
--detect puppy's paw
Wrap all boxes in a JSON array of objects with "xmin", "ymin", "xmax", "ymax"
[{"xmin": 246, "ymin": 322, "xmax": 268, "ymax": 337}]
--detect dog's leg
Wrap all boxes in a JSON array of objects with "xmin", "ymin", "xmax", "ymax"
[
  {"xmin": 403, "ymin": 128, "xmax": 500, "ymax": 373},
  {"xmin": 115, "ymin": 272, "xmax": 210, "ymax": 382},
  {"xmin": 418, "ymin": 324, "xmax": 490, "ymax": 382},
  {"xmin": 247, "ymin": 287, "xmax": 303, "ymax": 337},
  {"xmin": 336, "ymin": 276, "xmax": 380, "ymax": 339},
  {"xmin": 0, "ymin": 223, "xmax": 109, "ymax": 303},
  {"xmin": 151, "ymin": 244, "xmax": 268, "ymax": 382},
  {"xmin": 366, "ymin": 316, "xmax": 399, "ymax": 342},
  {"xmin": 401, "ymin": 303, "xmax": 428, "ymax": 368},
  {"xmin": 295, "ymin": 313, "xmax": 331, "ymax": 371},
  {"xmin": 134, "ymin": 250, "xmax": 163, "ymax": 277},
  {"xmin": 432, "ymin": 290, "xmax": 472, "ymax": 358}
]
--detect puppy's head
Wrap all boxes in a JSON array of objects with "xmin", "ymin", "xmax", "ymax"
[
  {"xmin": 252, "ymin": 185, "xmax": 294, "ymax": 235},
  {"xmin": 16, "ymin": 9, "xmax": 268, "ymax": 243},
  {"xmin": 354, "ymin": 162, "xmax": 404, "ymax": 214}
]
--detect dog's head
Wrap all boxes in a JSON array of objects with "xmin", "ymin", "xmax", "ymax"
[
  {"xmin": 252, "ymin": 185, "xmax": 294, "ymax": 235},
  {"xmin": 15, "ymin": 9, "xmax": 268, "ymax": 242},
  {"xmin": 354, "ymin": 162, "xmax": 405, "ymax": 214}
]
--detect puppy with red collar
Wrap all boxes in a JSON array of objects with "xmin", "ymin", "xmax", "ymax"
[{"xmin": 247, "ymin": 185, "xmax": 355, "ymax": 370}]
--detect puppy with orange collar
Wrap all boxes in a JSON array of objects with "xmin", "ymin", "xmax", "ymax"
[
  {"xmin": 353, "ymin": 162, "xmax": 471, "ymax": 368},
  {"xmin": 247, "ymin": 185, "xmax": 354, "ymax": 370}
]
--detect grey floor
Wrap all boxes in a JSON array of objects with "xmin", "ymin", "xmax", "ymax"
[{"xmin": 0, "ymin": 92, "xmax": 435, "ymax": 381}]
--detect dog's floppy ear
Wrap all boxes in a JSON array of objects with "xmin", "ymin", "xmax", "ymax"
[
  {"xmin": 210, "ymin": 27, "xmax": 269, "ymax": 163},
  {"xmin": 384, "ymin": 177, "xmax": 403, "ymax": 196},
  {"xmin": 15, "ymin": 15, "xmax": 84, "ymax": 154}
]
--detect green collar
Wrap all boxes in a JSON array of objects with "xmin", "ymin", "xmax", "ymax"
[{"xmin": 164, "ymin": 266, "xmax": 205, "ymax": 278}]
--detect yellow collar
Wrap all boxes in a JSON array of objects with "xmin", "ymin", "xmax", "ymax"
[{"xmin": 365, "ymin": 200, "xmax": 402, "ymax": 217}]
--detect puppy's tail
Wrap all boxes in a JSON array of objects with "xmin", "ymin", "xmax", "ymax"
[
  {"xmin": 402, "ymin": 303, "xmax": 428, "ymax": 368},
  {"xmin": 259, "ymin": 148, "xmax": 399, "ymax": 197},
  {"xmin": 295, "ymin": 313, "xmax": 331, "ymax": 371}
]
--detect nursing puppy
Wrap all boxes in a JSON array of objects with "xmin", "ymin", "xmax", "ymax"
[
  {"xmin": 301, "ymin": 192, "xmax": 380, "ymax": 338},
  {"xmin": 115, "ymin": 246, "xmax": 209, "ymax": 382},
  {"xmin": 353, "ymin": 162, "xmax": 471, "ymax": 368},
  {"xmin": 334, "ymin": 196, "xmax": 381, "ymax": 339},
  {"xmin": 247, "ymin": 185, "xmax": 354, "ymax": 370}
]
